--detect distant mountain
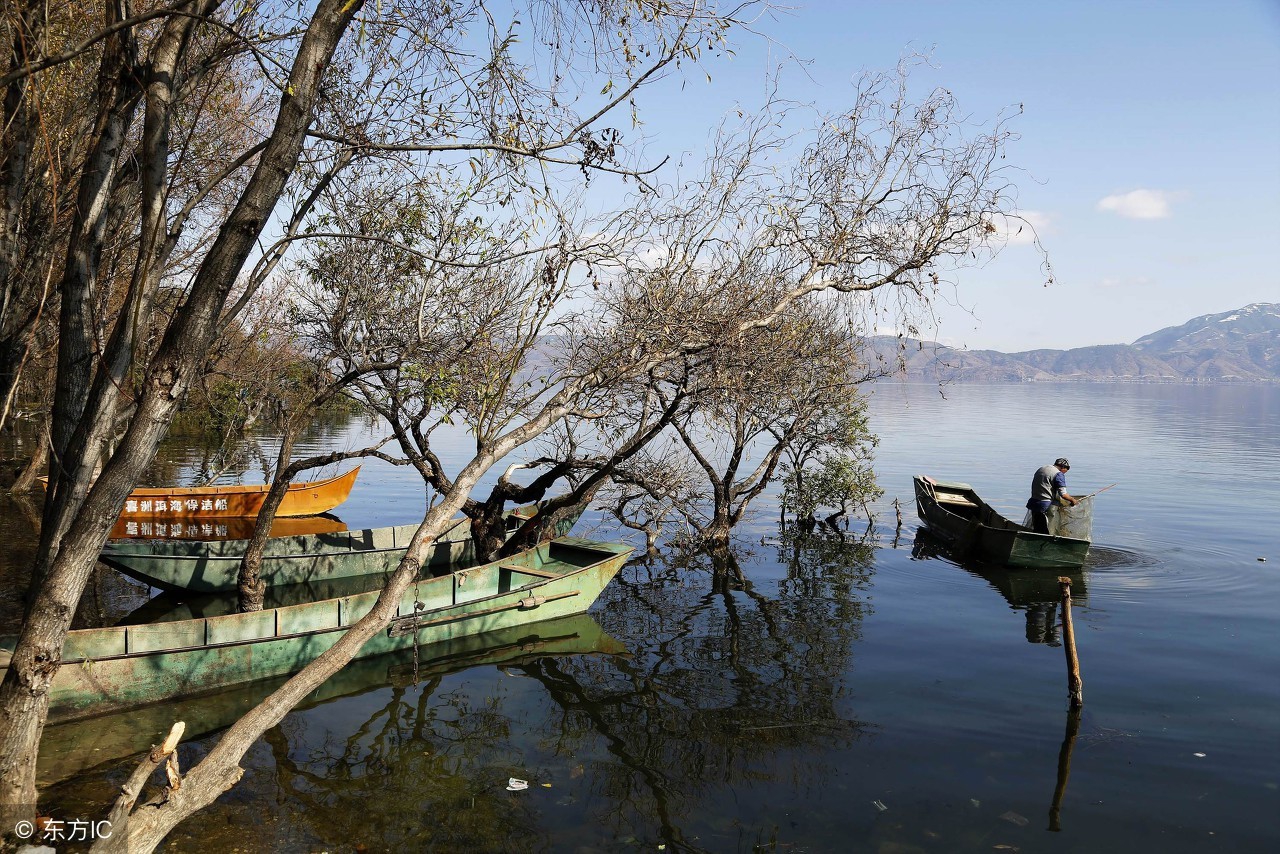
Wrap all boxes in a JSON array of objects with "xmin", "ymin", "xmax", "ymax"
[{"xmin": 870, "ymin": 303, "xmax": 1279, "ymax": 382}]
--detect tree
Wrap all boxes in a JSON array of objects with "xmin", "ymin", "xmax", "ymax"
[
  {"xmin": 0, "ymin": 1, "xmax": 756, "ymax": 841},
  {"xmin": 0, "ymin": 4, "xmax": 1037, "ymax": 845},
  {"xmin": 658, "ymin": 300, "xmax": 876, "ymax": 550},
  {"xmin": 779, "ymin": 393, "xmax": 882, "ymax": 531}
]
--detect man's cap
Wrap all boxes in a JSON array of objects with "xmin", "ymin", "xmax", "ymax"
[{"xmin": 1055, "ymin": 457, "xmax": 1070, "ymax": 469}]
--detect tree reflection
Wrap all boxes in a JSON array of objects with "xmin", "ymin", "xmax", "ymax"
[{"xmin": 505, "ymin": 538, "xmax": 876, "ymax": 850}]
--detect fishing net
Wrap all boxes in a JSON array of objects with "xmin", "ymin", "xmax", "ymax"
[{"xmin": 1022, "ymin": 498, "xmax": 1094, "ymax": 541}]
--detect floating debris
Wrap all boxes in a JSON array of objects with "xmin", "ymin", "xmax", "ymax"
[
  {"xmin": 999, "ymin": 811, "xmax": 1029, "ymax": 827},
  {"xmin": 970, "ymin": 799, "xmax": 982, "ymax": 808},
  {"xmin": 506, "ymin": 778, "xmax": 529, "ymax": 791},
  {"xmin": 872, "ymin": 799, "xmax": 888, "ymax": 812},
  {"xmin": 1194, "ymin": 752, "xmax": 1206, "ymax": 758}
]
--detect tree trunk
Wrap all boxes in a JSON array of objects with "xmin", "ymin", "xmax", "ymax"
[
  {"xmin": 236, "ymin": 430, "xmax": 297, "ymax": 612},
  {"xmin": 0, "ymin": 463, "xmax": 128, "ymax": 829},
  {"xmin": 466, "ymin": 498, "xmax": 510, "ymax": 566},
  {"xmin": 498, "ymin": 480, "xmax": 604, "ymax": 559},
  {"xmin": 0, "ymin": 0, "xmax": 365, "ymax": 827},
  {"xmin": 703, "ymin": 500, "xmax": 733, "ymax": 553}
]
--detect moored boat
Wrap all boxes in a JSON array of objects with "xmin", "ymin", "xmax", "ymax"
[
  {"xmin": 98, "ymin": 503, "xmax": 579, "ymax": 593},
  {"xmin": 2, "ymin": 536, "xmax": 632, "ymax": 723},
  {"xmin": 913, "ymin": 475, "xmax": 1091, "ymax": 569},
  {"xmin": 42, "ymin": 466, "xmax": 360, "ymax": 518}
]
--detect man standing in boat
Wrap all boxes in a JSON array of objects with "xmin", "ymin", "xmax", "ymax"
[{"xmin": 1027, "ymin": 458, "xmax": 1079, "ymax": 535}]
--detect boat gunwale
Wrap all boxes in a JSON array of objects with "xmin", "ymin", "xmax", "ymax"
[
  {"xmin": 124, "ymin": 466, "xmax": 359, "ymax": 498},
  {"xmin": 100, "ymin": 542, "xmax": 416, "ymax": 564},
  {"xmin": 42, "ymin": 466, "xmax": 360, "ymax": 497}
]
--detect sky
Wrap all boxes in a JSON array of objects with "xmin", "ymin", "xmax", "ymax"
[{"xmin": 610, "ymin": 0, "xmax": 1280, "ymax": 352}]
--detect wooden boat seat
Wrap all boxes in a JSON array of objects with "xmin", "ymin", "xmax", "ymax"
[
  {"xmin": 498, "ymin": 563, "xmax": 558, "ymax": 579},
  {"xmin": 936, "ymin": 494, "xmax": 978, "ymax": 507}
]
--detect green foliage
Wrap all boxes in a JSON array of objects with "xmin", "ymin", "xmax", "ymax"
[
  {"xmin": 781, "ymin": 453, "xmax": 883, "ymax": 522},
  {"xmin": 779, "ymin": 394, "xmax": 882, "ymax": 522}
]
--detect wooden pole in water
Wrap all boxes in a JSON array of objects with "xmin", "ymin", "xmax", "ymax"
[
  {"xmin": 1058, "ymin": 577, "xmax": 1084, "ymax": 709},
  {"xmin": 1048, "ymin": 705, "xmax": 1082, "ymax": 831}
]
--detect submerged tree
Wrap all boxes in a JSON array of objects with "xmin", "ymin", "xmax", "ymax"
[{"xmin": 779, "ymin": 392, "xmax": 882, "ymax": 531}]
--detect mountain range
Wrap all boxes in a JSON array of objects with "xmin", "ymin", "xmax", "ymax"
[{"xmin": 871, "ymin": 303, "xmax": 1279, "ymax": 383}]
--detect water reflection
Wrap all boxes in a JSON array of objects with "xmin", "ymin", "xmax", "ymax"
[
  {"xmin": 37, "ymin": 613, "xmax": 623, "ymax": 788},
  {"xmin": 911, "ymin": 526, "xmax": 1090, "ymax": 645},
  {"xmin": 110, "ymin": 540, "xmax": 877, "ymax": 851},
  {"xmin": 107, "ymin": 512, "xmax": 348, "ymax": 542},
  {"xmin": 539, "ymin": 542, "xmax": 876, "ymax": 850},
  {"xmin": 1049, "ymin": 705, "xmax": 1083, "ymax": 833}
]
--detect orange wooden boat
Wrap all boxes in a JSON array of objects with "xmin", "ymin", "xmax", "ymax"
[{"xmin": 43, "ymin": 467, "xmax": 360, "ymax": 519}]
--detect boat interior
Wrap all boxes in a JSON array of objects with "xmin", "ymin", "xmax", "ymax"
[{"xmin": 916, "ymin": 476, "xmax": 1025, "ymax": 531}]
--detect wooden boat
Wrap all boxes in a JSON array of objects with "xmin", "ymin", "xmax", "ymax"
[
  {"xmin": 36, "ymin": 613, "xmax": 624, "ymax": 785},
  {"xmin": 913, "ymin": 475, "xmax": 1091, "ymax": 569},
  {"xmin": 1, "ymin": 537, "xmax": 632, "ymax": 723},
  {"xmin": 42, "ymin": 466, "xmax": 360, "ymax": 518},
  {"xmin": 97, "ymin": 504, "xmax": 579, "ymax": 593}
]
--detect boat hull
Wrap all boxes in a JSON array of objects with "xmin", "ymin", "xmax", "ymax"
[
  {"xmin": 6, "ymin": 537, "xmax": 631, "ymax": 723},
  {"xmin": 913, "ymin": 475, "xmax": 1090, "ymax": 570},
  {"xmin": 45, "ymin": 467, "xmax": 361, "ymax": 519},
  {"xmin": 121, "ymin": 466, "xmax": 360, "ymax": 518},
  {"xmin": 98, "ymin": 504, "xmax": 580, "ymax": 593}
]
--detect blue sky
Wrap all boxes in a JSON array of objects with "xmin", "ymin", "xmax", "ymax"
[{"xmin": 619, "ymin": 0, "xmax": 1280, "ymax": 352}]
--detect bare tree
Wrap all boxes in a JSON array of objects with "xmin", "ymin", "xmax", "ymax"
[
  {"xmin": 0, "ymin": 0, "xmax": 753, "ymax": 839},
  {"xmin": 592, "ymin": 295, "xmax": 876, "ymax": 550},
  {"xmin": 0, "ymin": 2, "xmax": 1041, "ymax": 844}
]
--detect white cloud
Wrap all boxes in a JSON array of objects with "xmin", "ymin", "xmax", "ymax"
[{"xmin": 1096, "ymin": 189, "xmax": 1182, "ymax": 219}]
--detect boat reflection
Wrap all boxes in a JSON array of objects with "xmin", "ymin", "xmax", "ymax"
[
  {"xmin": 37, "ymin": 612, "xmax": 624, "ymax": 786},
  {"xmin": 912, "ymin": 525, "xmax": 1093, "ymax": 829},
  {"xmin": 108, "ymin": 512, "xmax": 348, "ymax": 541},
  {"xmin": 911, "ymin": 526, "xmax": 1088, "ymax": 645}
]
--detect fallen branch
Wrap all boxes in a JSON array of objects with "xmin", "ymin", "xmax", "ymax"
[{"xmin": 105, "ymin": 722, "xmax": 185, "ymax": 827}]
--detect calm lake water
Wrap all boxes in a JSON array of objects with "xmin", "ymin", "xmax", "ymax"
[{"xmin": 5, "ymin": 382, "xmax": 1279, "ymax": 852}]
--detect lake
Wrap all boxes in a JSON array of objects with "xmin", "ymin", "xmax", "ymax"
[{"xmin": 8, "ymin": 382, "xmax": 1280, "ymax": 852}]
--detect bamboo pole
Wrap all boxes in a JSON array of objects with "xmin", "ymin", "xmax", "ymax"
[{"xmin": 1058, "ymin": 577, "xmax": 1083, "ymax": 709}]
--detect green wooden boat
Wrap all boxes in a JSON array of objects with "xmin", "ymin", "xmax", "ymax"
[
  {"xmin": 1, "ymin": 537, "xmax": 632, "ymax": 723},
  {"xmin": 97, "ymin": 503, "xmax": 581, "ymax": 593},
  {"xmin": 913, "ymin": 475, "xmax": 1091, "ymax": 569},
  {"xmin": 37, "ymin": 612, "xmax": 624, "ymax": 785}
]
